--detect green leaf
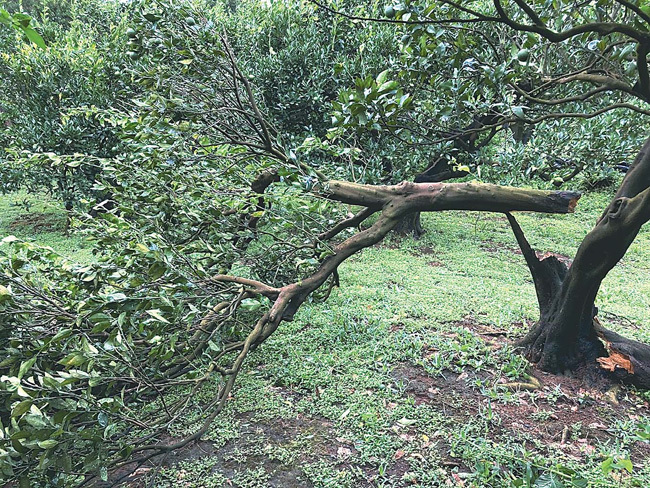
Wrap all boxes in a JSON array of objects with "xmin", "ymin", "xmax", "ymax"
[
  {"xmin": 600, "ymin": 456, "xmax": 614, "ymax": 475},
  {"xmin": 13, "ymin": 13, "xmax": 31, "ymax": 27},
  {"xmin": 398, "ymin": 94, "xmax": 411, "ymax": 108},
  {"xmin": 59, "ymin": 353, "xmax": 86, "ymax": 367},
  {"xmin": 146, "ymin": 309, "xmax": 170, "ymax": 323},
  {"xmin": 17, "ymin": 357, "xmax": 37, "ymax": 380},
  {"xmin": 0, "ymin": 9, "xmax": 11, "ymax": 26},
  {"xmin": 148, "ymin": 262, "xmax": 166, "ymax": 280},
  {"xmin": 240, "ymin": 298, "xmax": 261, "ymax": 311},
  {"xmin": 12, "ymin": 400, "xmax": 32, "ymax": 418},
  {"xmin": 22, "ymin": 26, "xmax": 46, "ymax": 49},
  {"xmin": 534, "ymin": 473, "xmax": 565, "ymax": 488},
  {"xmin": 376, "ymin": 69, "xmax": 390, "ymax": 85},
  {"xmin": 106, "ymin": 292, "xmax": 127, "ymax": 302},
  {"xmin": 512, "ymin": 106, "xmax": 526, "ymax": 119},
  {"xmin": 570, "ymin": 476, "xmax": 588, "ymax": 488},
  {"xmin": 51, "ymin": 328, "xmax": 72, "ymax": 342},
  {"xmin": 98, "ymin": 412, "xmax": 108, "ymax": 427},
  {"xmin": 617, "ymin": 458, "xmax": 633, "ymax": 473},
  {"xmin": 0, "ymin": 284, "xmax": 12, "ymax": 302},
  {"xmin": 37, "ymin": 439, "xmax": 59, "ymax": 449},
  {"xmin": 143, "ymin": 13, "xmax": 161, "ymax": 22},
  {"xmin": 377, "ymin": 80, "xmax": 399, "ymax": 93}
]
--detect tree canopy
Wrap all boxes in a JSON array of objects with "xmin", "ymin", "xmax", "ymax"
[{"xmin": 2, "ymin": 0, "xmax": 650, "ymax": 486}]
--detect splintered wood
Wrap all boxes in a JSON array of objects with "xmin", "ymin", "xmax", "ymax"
[{"xmin": 597, "ymin": 349, "xmax": 635, "ymax": 374}]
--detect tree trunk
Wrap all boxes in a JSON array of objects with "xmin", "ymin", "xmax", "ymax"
[
  {"xmin": 511, "ymin": 137, "xmax": 650, "ymax": 387},
  {"xmin": 393, "ymin": 212, "xmax": 424, "ymax": 238}
]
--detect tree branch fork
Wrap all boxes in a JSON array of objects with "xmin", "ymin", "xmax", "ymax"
[{"xmin": 210, "ymin": 171, "xmax": 650, "ymax": 398}]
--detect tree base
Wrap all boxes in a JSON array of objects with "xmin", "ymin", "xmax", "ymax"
[
  {"xmin": 517, "ymin": 319, "xmax": 607, "ymax": 375},
  {"xmin": 506, "ymin": 212, "xmax": 650, "ymax": 389},
  {"xmin": 518, "ymin": 320, "xmax": 650, "ymax": 389}
]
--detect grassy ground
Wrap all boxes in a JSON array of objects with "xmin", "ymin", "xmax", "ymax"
[
  {"xmin": 0, "ymin": 191, "xmax": 93, "ymax": 261},
  {"xmin": 2, "ymin": 190, "xmax": 649, "ymax": 487}
]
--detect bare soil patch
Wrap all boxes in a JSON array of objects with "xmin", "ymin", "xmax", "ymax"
[
  {"xmin": 9, "ymin": 212, "xmax": 64, "ymax": 233},
  {"xmin": 111, "ymin": 413, "xmax": 349, "ymax": 487},
  {"xmin": 102, "ymin": 318, "xmax": 650, "ymax": 487},
  {"xmin": 390, "ymin": 319, "xmax": 650, "ymax": 469},
  {"xmin": 480, "ymin": 240, "xmax": 573, "ymax": 266}
]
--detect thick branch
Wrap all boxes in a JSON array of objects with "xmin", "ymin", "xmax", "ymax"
[
  {"xmin": 317, "ymin": 207, "xmax": 378, "ymax": 241},
  {"xmin": 554, "ymin": 73, "xmax": 637, "ymax": 97},
  {"xmin": 208, "ymin": 275, "xmax": 280, "ymax": 299},
  {"xmin": 506, "ymin": 213, "xmax": 568, "ymax": 314},
  {"xmin": 636, "ymin": 42, "xmax": 650, "ymax": 101},
  {"xmin": 325, "ymin": 180, "xmax": 580, "ymax": 214},
  {"xmin": 609, "ymin": 136, "xmax": 650, "ymax": 205},
  {"xmin": 273, "ymin": 180, "xmax": 580, "ymax": 323},
  {"xmin": 512, "ymin": 0, "xmax": 545, "ymax": 27},
  {"xmin": 414, "ymin": 168, "xmax": 469, "ymax": 183},
  {"xmin": 493, "ymin": 0, "xmax": 650, "ymax": 44}
]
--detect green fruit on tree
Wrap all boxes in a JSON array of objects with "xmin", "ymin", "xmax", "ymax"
[
  {"xmin": 126, "ymin": 28, "xmax": 137, "ymax": 38},
  {"xmin": 384, "ymin": 6, "xmax": 395, "ymax": 18},
  {"xmin": 185, "ymin": 16, "xmax": 196, "ymax": 26},
  {"xmin": 128, "ymin": 51, "xmax": 140, "ymax": 60},
  {"xmin": 517, "ymin": 49, "xmax": 530, "ymax": 62},
  {"xmin": 401, "ymin": 34, "xmax": 411, "ymax": 46}
]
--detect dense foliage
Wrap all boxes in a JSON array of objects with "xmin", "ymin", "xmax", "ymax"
[{"xmin": 2, "ymin": 0, "xmax": 650, "ymax": 486}]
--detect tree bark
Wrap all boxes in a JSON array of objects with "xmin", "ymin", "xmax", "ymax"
[
  {"xmin": 394, "ymin": 157, "xmax": 470, "ymax": 238},
  {"xmin": 392, "ymin": 212, "xmax": 424, "ymax": 238},
  {"xmin": 325, "ymin": 180, "xmax": 579, "ymax": 214},
  {"xmin": 513, "ymin": 137, "xmax": 650, "ymax": 387}
]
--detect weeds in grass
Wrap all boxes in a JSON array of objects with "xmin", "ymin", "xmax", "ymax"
[{"xmin": 4, "ymin": 190, "xmax": 650, "ymax": 486}]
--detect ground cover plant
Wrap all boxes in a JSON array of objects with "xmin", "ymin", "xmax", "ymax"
[
  {"xmin": 2, "ymin": 0, "xmax": 650, "ymax": 486},
  {"xmin": 2, "ymin": 190, "xmax": 650, "ymax": 487},
  {"xmin": 0, "ymin": 191, "xmax": 92, "ymax": 261}
]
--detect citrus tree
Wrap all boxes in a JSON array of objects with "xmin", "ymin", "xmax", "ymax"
[
  {"xmin": 340, "ymin": 0, "xmax": 650, "ymax": 380},
  {"xmin": 2, "ymin": 0, "xmax": 650, "ymax": 486},
  {"xmin": 0, "ymin": 0, "xmax": 133, "ymax": 214}
]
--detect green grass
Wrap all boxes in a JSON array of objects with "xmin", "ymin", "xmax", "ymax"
[
  {"xmin": 0, "ymin": 191, "xmax": 93, "ymax": 262},
  {"xmin": 3, "ymin": 189, "xmax": 650, "ymax": 487},
  {"xmin": 146, "ymin": 188, "xmax": 650, "ymax": 488}
]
